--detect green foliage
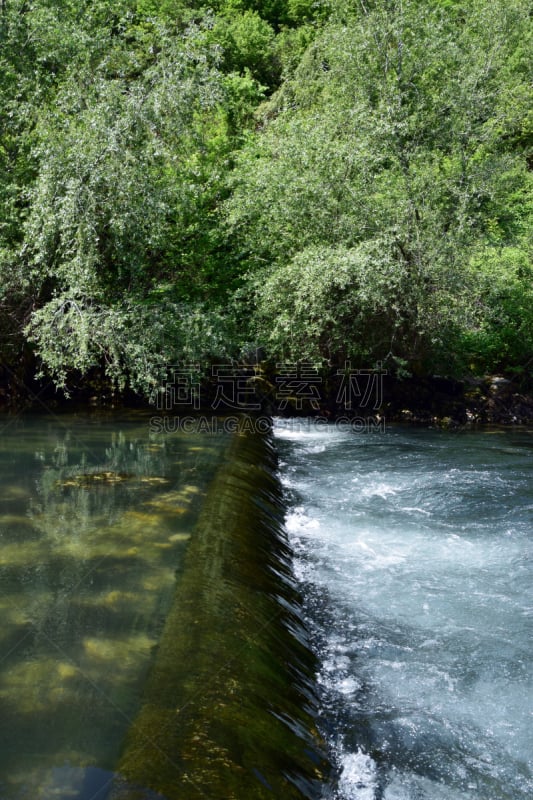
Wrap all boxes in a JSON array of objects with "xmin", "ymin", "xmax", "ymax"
[
  {"xmin": 135, "ymin": 0, "xmax": 326, "ymax": 28},
  {"xmin": 210, "ymin": 1, "xmax": 292, "ymax": 28},
  {"xmin": 26, "ymin": 296, "xmax": 233, "ymax": 395},
  {"xmin": 17, "ymin": 17, "xmax": 243, "ymax": 392},
  {"xmin": 200, "ymin": 9, "xmax": 278, "ymax": 87},
  {"xmin": 0, "ymin": 0, "xmax": 531, "ymax": 400},
  {"xmin": 460, "ymin": 241, "xmax": 533, "ymax": 373},
  {"xmin": 25, "ymin": 24, "xmax": 222, "ymax": 295},
  {"xmin": 273, "ymin": 22, "xmax": 316, "ymax": 81},
  {"xmin": 226, "ymin": 0, "xmax": 532, "ymax": 377},
  {"xmin": 252, "ymin": 242, "xmax": 406, "ymax": 362}
]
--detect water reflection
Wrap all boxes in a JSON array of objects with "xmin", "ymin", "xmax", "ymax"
[
  {"xmin": 0, "ymin": 413, "xmax": 227, "ymax": 799},
  {"xmin": 8, "ymin": 764, "xmax": 168, "ymax": 800}
]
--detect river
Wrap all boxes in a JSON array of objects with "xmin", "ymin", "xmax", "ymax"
[
  {"xmin": 0, "ymin": 413, "xmax": 531, "ymax": 799},
  {"xmin": 274, "ymin": 419, "xmax": 533, "ymax": 800}
]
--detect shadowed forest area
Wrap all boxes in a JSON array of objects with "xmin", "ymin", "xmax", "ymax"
[{"xmin": 0, "ymin": 0, "xmax": 531, "ymax": 407}]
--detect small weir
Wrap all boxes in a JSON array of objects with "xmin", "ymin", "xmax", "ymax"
[{"xmin": 112, "ymin": 429, "xmax": 330, "ymax": 799}]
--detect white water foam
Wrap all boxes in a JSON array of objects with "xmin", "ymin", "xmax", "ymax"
[
  {"xmin": 336, "ymin": 748, "xmax": 379, "ymax": 800},
  {"xmin": 276, "ymin": 422, "xmax": 533, "ymax": 800}
]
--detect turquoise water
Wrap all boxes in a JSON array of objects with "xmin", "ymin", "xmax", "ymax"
[
  {"xmin": 274, "ymin": 421, "xmax": 533, "ymax": 800},
  {"xmin": 2, "ymin": 413, "xmax": 531, "ymax": 799},
  {"xmin": 0, "ymin": 413, "xmax": 227, "ymax": 800}
]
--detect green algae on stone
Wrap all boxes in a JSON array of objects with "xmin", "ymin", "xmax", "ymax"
[{"xmin": 113, "ymin": 428, "xmax": 331, "ymax": 800}]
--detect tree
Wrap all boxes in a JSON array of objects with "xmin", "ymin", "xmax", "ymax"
[
  {"xmin": 1, "ymin": 0, "xmax": 531, "ymax": 402},
  {"xmin": 225, "ymin": 0, "xmax": 532, "ymax": 377},
  {"xmin": 22, "ymin": 19, "xmax": 235, "ymax": 394}
]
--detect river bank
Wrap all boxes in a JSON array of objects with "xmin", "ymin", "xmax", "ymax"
[
  {"xmin": 380, "ymin": 374, "xmax": 533, "ymax": 427},
  {"xmin": 1, "ymin": 360, "xmax": 532, "ymax": 426}
]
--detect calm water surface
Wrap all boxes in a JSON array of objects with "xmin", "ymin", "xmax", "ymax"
[
  {"xmin": 0, "ymin": 412, "xmax": 227, "ymax": 800},
  {"xmin": 274, "ymin": 421, "xmax": 533, "ymax": 800}
]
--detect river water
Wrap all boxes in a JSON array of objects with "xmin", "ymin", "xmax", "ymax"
[
  {"xmin": 0, "ymin": 412, "xmax": 228, "ymax": 799},
  {"xmin": 0, "ymin": 413, "xmax": 328, "ymax": 800},
  {"xmin": 274, "ymin": 420, "xmax": 533, "ymax": 800},
  {"xmin": 1, "ymin": 412, "xmax": 531, "ymax": 799}
]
